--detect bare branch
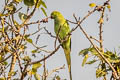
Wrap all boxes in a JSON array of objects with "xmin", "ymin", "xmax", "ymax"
[
  {"xmin": 28, "ymin": 43, "xmax": 61, "ymax": 65},
  {"xmin": 47, "ymin": 64, "xmax": 65, "ymax": 78}
]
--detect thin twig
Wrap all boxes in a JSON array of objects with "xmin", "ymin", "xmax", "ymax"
[
  {"xmin": 54, "ymin": 25, "xmax": 62, "ymax": 49},
  {"xmin": 47, "ymin": 64, "xmax": 65, "ymax": 78},
  {"xmin": 30, "ymin": 27, "xmax": 44, "ymax": 36},
  {"xmin": 44, "ymin": 27, "xmax": 56, "ymax": 38},
  {"xmin": 99, "ymin": 7, "xmax": 105, "ymax": 52},
  {"xmin": 7, "ymin": 52, "xmax": 17, "ymax": 80},
  {"xmin": 31, "ymin": 42, "xmax": 51, "ymax": 53},
  {"xmin": 20, "ymin": 0, "xmax": 39, "ymax": 28},
  {"xmin": 28, "ymin": 43, "xmax": 61, "ymax": 65},
  {"xmin": 75, "ymin": 16, "xmax": 119, "ymax": 79},
  {"xmin": 20, "ymin": 63, "xmax": 29, "ymax": 80},
  {"xmin": 0, "ymin": 54, "xmax": 12, "ymax": 63},
  {"xmin": 90, "ymin": 36, "xmax": 100, "ymax": 43},
  {"xmin": 43, "ymin": 55, "xmax": 47, "ymax": 80}
]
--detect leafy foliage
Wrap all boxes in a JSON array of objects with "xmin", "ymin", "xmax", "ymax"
[
  {"xmin": 96, "ymin": 68, "xmax": 107, "ymax": 78},
  {"xmin": 79, "ymin": 46, "xmax": 120, "ymax": 79},
  {"xmin": 79, "ymin": 47, "xmax": 98, "ymax": 66}
]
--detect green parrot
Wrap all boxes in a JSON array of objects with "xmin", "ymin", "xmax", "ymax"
[{"xmin": 51, "ymin": 11, "xmax": 72, "ymax": 80}]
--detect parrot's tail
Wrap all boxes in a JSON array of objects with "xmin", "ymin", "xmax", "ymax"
[{"xmin": 64, "ymin": 49, "xmax": 72, "ymax": 80}]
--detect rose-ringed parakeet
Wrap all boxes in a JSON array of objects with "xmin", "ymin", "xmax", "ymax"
[{"xmin": 51, "ymin": 11, "xmax": 72, "ymax": 80}]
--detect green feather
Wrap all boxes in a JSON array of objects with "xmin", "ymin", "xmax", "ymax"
[{"xmin": 51, "ymin": 11, "xmax": 72, "ymax": 80}]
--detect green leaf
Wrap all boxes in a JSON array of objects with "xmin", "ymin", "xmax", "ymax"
[
  {"xmin": 13, "ymin": 20, "xmax": 19, "ymax": 26},
  {"xmin": 107, "ymin": 58, "xmax": 120, "ymax": 63},
  {"xmin": 31, "ymin": 49, "xmax": 41, "ymax": 55},
  {"xmin": 34, "ymin": 0, "xmax": 41, "ymax": 8},
  {"xmin": 32, "ymin": 68, "xmax": 37, "ymax": 74},
  {"xmin": 86, "ymin": 60, "xmax": 97, "ymax": 65},
  {"xmin": 82, "ymin": 54, "xmax": 89, "ymax": 67},
  {"xmin": 31, "ymin": 49, "xmax": 38, "ymax": 53},
  {"xmin": 107, "ymin": 4, "xmax": 111, "ymax": 12},
  {"xmin": 107, "ymin": 5, "xmax": 111, "ymax": 9},
  {"xmin": 18, "ymin": 12, "xmax": 27, "ymax": 22},
  {"xmin": 96, "ymin": 68, "xmax": 106, "ymax": 78},
  {"xmin": 24, "ymin": 34, "xmax": 30, "ymax": 38},
  {"xmin": 5, "ymin": 4, "xmax": 14, "ymax": 11},
  {"xmin": 0, "ymin": 13, "xmax": 5, "ymax": 17},
  {"xmin": 26, "ymin": 38, "xmax": 33, "ymax": 43},
  {"xmin": 89, "ymin": 47, "xmax": 98, "ymax": 56},
  {"xmin": 41, "ymin": 7, "xmax": 47, "ymax": 17},
  {"xmin": 89, "ymin": 3, "xmax": 96, "ymax": 8},
  {"xmin": 22, "ymin": 56, "xmax": 31, "ymax": 61},
  {"xmin": 1, "ymin": 19, "xmax": 5, "ymax": 33},
  {"xmin": 34, "ymin": 73, "xmax": 40, "ymax": 80},
  {"xmin": 104, "ymin": 51, "xmax": 117, "ymax": 58},
  {"xmin": 79, "ymin": 47, "xmax": 98, "ymax": 57},
  {"xmin": 24, "ymin": 35, "xmax": 33, "ymax": 43},
  {"xmin": 0, "ymin": 77, "xmax": 5, "ymax": 80},
  {"xmin": 13, "ymin": 20, "xmax": 20, "ymax": 29},
  {"xmin": 103, "ymin": 50, "xmax": 120, "ymax": 63},
  {"xmin": 37, "ymin": 1, "xmax": 41, "ymax": 8},
  {"xmin": 0, "ymin": 55, "xmax": 2, "ymax": 61},
  {"xmin": 8, "ymin": 71, "xmax": 16, "ymax": 76},
  {"xmin": 32, "ymin": 62, "xmax": 42, "ymax": 69},
  {"xmin": 14, "ymin": 0, "xmax": 22, "ymax": 3},
  {"xmin": 24, "ymin": 0, "xmax": 34, "ymax": 6},
  {"xmin": 79, "ymin": 48, "xmax": 89, "ymax": 56},
  {"xmin": 32, "ymin": 63, "xmax": 42, "ymax": 74},
  {"xmin": 3, "ymin": 61, "xmax": 8, "ymax": 65},
  {"xmin": 117, "ymin": 66, "xmax": 120, "ymax": 76},
  {"xmin": 56, "ymin": 75, "xmax": 61, "ymax": 80},
  {"xmin": 41, "ymin": 0, "xmax": 47, "ymax": 8}
]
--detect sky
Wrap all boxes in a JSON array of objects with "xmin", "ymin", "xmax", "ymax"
[
  {"xmin": 44, "ymin": 0, "xmax": 120, "ymax": 80},
  {"xmin": 0, "ymin": 0, "xmax": 120, "ymax": 80}
]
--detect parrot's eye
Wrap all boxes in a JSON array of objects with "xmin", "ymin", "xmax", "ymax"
[{"xmin": 50, "ymin": 15, "xmax": 54, "ymax": 19}]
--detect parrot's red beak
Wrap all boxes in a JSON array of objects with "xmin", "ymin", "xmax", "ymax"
[{"xmin": 41, "ymin": 16, "xmax": 51, "ymax": 23}]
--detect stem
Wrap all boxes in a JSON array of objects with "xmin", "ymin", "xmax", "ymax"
[
  {"xmin": 7, "ymin": 53, "xmax": 17, "ymax": 80},
  {"xmin": 43, "ymin": 55, "xmax": 47, "ymax": 80},
  {"xmin": 20, "ymin": 64, "xmax": 29, "ymax": 80},
  {"xmin": 29, "ymin": 44, "xmax": 61, "ymax": 65},
  {"xmin": 99, "ymin": 7, "xmax": 105, "ymax": 52},
  {"xmin": 99, "ymin": 7, "xmax": 106, "ymax": 79},
  {"xmin": 78, "ymin": 24, "xmax": 119, "ymax": 79},
  {"xmin": 20, "ymin": 0, "xmax": 39, "ymax": 28}
]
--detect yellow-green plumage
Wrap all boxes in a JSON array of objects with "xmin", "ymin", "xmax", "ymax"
[{"xmin": 51, "ymin": 11, "xmax": 72, "ymax": 80}]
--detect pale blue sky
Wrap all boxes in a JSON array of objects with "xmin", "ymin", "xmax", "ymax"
[
  {"xmin": 0, "ymin": 0, "xmax": 120, "ymax": 80},
  {"xmin": 45, "ymin": 0, "xmax": 120, "ymax": 80}
]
